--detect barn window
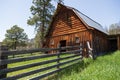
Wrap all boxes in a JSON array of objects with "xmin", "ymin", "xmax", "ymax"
[
  {"xmin": 75, "ymin": 37, "xmax": 79, "ymax": 43},
  {"xmin": 50, "ymin": 39, "xmax": 54, "ymax": 45}
]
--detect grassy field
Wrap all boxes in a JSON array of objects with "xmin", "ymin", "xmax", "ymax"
[
  {"xmin": 51, "ymin": 51, "xmax": 120, "ymax": 80},
  {"xmin": 7, "ymin": 53, "xmax": 57, "ymax": 80},
  {"xmin": 7, "ymin": 52, "xmax": 80, "ymax": 80},
  {"xmin": 7, "ymin": 51, "xmax": 120, "ymax": 80}
]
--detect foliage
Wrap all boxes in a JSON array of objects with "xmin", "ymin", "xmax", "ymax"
[
  {"xmin": 109, "ymin": 22, "xmax": 120, "ymax": 35},
  {"xmin": 34, "ymin": 31, "xmax": 41, "ymax": 48},
  {"xmin": 27, "ymin": 0, "xmax": 55, "ymax": 48},
  {"xmin": 7, "ymin": 51, "xmax": 120, "ymax": 80},
  {"xmin": 7, "ymin": 52, "xmax": 74, "ymax": 80},
  {"xmin": 55, "ymin": 0, "xmax": 64, "ymax": 4},
  {"xmin": 2, "ymin": 25, "xmax": 28, "ymax": 49},
  {"xmin": 26, "ymin": 38, "xmax": 35, "ymax": 49},
  {"xmin": 52, "ymin": 51, "xmax": 120, "ymax": 80}
]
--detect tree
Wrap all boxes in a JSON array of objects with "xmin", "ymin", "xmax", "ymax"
[
  {"xmin": 109, "ymin": 23, "xmax": 120, "ymax": 35},
  {"xmin": 104, "ymin": 25, "xmax": 109, "ymax": 33},
  {"xmin": 27, "ymin": 0, "xmax": 55, "ymax": 48},
  {"xmin": 2, "ymin": 25, "xmax": 28, "ymax": 49},
  {"xmin": 27, "ymin": 38, "xmax": 35, "ymax": 49},
  {"xmin": 56, "ymin": 0, "xmax": 64, "ymax": 4},
  {"xmin": 34, "ymin": 31, "xmax": 41, "ymax": 48}
]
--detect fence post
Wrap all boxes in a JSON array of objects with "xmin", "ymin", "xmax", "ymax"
[
  {"xmin": 57, "ymin": 45, "xmax": 61, "ymax": 70},
  {"xmin": 80, "ymin": 43, "xmax": 83, "ymax": 58},
  {"xmin": 0, "ymin": 46, "xmax": 8, "ymax": 79}
]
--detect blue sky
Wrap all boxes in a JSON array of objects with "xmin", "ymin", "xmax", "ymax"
[{"xmin": 0, "ymin": 0, "xmax": 120, "ymax": 42}]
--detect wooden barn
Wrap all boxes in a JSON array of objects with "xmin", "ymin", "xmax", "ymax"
[
  {"xmin": 108, "ymin": 34, "xmax": 120, "ymax": 51},
  {"xmin": 45, "ymin": 3, "xmax": 108, "ymax": 56}
]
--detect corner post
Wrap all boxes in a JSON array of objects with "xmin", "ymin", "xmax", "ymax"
[
  {"xmin": 57, "ymin": 45, "xmax": 61, "ymax": 70},
  {"xmin": 0, "ymin": 46, "xmax": 8, "ymax": 79},
  {"xmin": 80, "ymin": 43, "xmax": 83, "ymax": 59}
]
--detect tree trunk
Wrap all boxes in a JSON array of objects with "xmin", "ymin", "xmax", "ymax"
[{"xmin": 41, "ymin": 0, "xmax": 45, "ymax": 48}]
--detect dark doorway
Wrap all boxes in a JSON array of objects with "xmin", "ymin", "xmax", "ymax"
[
  {"xmin": 60, "ymin": 40, "xmax": 66, "ymax": 52},
  {"xmin": 109, "ymin": 39, "xmax": 117, "ymax": 51}
]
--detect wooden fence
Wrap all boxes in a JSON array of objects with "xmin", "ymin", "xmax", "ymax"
[{"xmin": 0, "ymin": 45, "xmax": 83, "ymax": 80}]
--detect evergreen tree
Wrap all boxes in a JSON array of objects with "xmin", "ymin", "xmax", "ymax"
[
  {"xmin": 27, "ymin": 0, "xmax": 55, "ymax": 48},
  {"xmin": 2, "ymin": 25, "xmax": 28, "ymax": 49},
  {"xmin": 56, "ymin": 0, "xmax": 64, "ymax": 4}
]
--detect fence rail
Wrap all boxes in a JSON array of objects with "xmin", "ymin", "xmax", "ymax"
[{"xmin": 0, "ymin": 45, "xmax": 83, "ymax": 80}]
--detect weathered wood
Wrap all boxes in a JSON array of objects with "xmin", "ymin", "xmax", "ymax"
[
  {"xmin": 0, "ymin": 46, "xmax": 8, "ymax": 79},
  {"xmin": 0, "ymin": 53, "xmax": 57, "ymax": 66},
  {"xmin": 45, "ymin": 3, "xmax": 108, "ymax": 57},
  {"xmin": 2, "ymin": 57, "xmax": 81, "ymax": 80},
  {"xmin": 92, "ymin": 30, "xmax": 108, "ymax": 55},
  {"xmin": 0, "ymin": 45, "xmax": 83, "ymax": 80},
  {"xmin": 0, "ymin": 53, "xmax": 81, "ymax": 75},
  {"xmin": 117, "ymin": 36, "xmax": 120, "ymax": 50},
  {"xmin": 1, "ymin": 45, "xmax": 81, "ymax": 57},
  {"xmin": 57, "ymin": 45, "xmax": 60, "ymax": 69},
  {"xmin": 30, "ymin": 58, "xmax": 81, "ymax": 80},
  {"xmin": 0, "ymin": 58, "xmax": 58, "ymax": 76}
]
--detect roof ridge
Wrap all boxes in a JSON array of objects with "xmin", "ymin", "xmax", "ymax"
[
  {"xmin": 73, "ymin": 8, "xmax": 103, "ymax": 28},
  {"xmin": 57, "ymin": 3, "xmax": 108, "ymax": 34},
  {"xmin": 64, "ymin": 5, "xmax": 103, "ymax": 28}
]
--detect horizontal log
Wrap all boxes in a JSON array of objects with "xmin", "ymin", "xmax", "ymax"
[
  {"xmin": 53, "ymin": 28, "xmax": 87, "ymax": 36},
  {"xmin": 0, "ymin": 49, "xmax": 82, "ymax": 66},
  {"xmin": 54, "ymin": 25, "xmax": 85, "ymax": 32},
  {"xmin": 1, "ymin": 46, "xmax": 82, "ymax": 56},
  {"xmin": 0, "ymin": 53, "xmax": 81, "ymax": 75},
  {"xmin": 30, "ymin": 58, "xmax": 81, "ymax": 80},
  {"xmin": 0, "ymin": 58, "xmax": 58, "ymax": 76},
  {"xmin": 0, "ymin": 54, "xmax": 57, "ymax": 66},
  {"xmin": 2, "ymin": 64, "xmax": 58, "ymax": 80},
  {"xmin": 1, "ymin": 57, "xmax": 81, "ymax": 80}
]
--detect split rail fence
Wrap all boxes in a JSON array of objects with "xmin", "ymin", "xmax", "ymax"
[{"xmin": 0, "ymin": 45, "xmax": 83, "ymax": 80}]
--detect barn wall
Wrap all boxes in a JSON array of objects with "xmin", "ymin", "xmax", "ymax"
[
  {"xmin": 49, "ymin": 31, "xmax": 92, "ymax": 46},
  {"xmin": 46, "ymin": 7, "xmax": 93, "ymax": 55},
  {"xmin": 92, "ymin": 30, "xmax": 108, "ymax": 55},
  {"xmin": 46, "ymin": 4, "xmax": 108, "ymax": 56},
  {"xmin": 45, "ymin": 6, "xmax": 95, "ymax": 56},
  {"xmin": 49, "ymin": 8, "xmax": 87, "ymax": 37},
  {"xmin": 48, "ymin": 30, "xmax": 92, "ymax": 55},
  {"xmin": 117, "ymin": 36, "xmax": 120, "ymax": 50}
]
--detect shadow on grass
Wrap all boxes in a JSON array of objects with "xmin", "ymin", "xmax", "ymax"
[
  {"xmin": 99, "ymin": 50, "xmax": 117, "ymax": 57},
  {"xmin": 47, "ymin": 59, "xmax": 93, "ymax": 80}
]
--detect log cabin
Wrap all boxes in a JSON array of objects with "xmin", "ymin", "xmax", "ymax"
[{"xmin": 45, "ymin": 3, "xmax": 109, "ymax": 56}]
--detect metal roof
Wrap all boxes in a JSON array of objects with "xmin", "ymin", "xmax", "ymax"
[{"xmin": 66, "ymin": 6, "xmax": 108, "ymax": 35}]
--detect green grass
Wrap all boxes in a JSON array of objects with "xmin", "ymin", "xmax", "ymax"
[
  {"xmin": 51, "ymin": 51, "xmax": 120, "ymax": 80},
  {"xmin": 7, "ymin": 51, "xmax": 120, "ymax": 80},
  {"xmin": 7, "ymin": 53, "xmax": 58, "ymax": 80},
  {"xmin": 7, "ymin": 52, "xmax": 80, "ymax": 80}
]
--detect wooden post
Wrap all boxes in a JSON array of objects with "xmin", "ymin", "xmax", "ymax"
[
  {"xmin": 57, "ymin": 45, "xmax": 61, "ymax": 70},
  {"xmin": 117, "ymin": 36, "xmax": 120, "ymax": 50},
  {"xmin": 0, "ymin": 46, "xmax": 8, "ymax": 79},
  {"xmin": 79, "ymin": 43, "xmax": 83, "ymax": 58}
]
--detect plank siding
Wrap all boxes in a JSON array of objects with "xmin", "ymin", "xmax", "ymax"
[
  {"xmin": 92, "ymin": 29, "xmax": 108, "ymax": 55},
  {"xmin": 50, "ymin": 9, "xmax": 87, "ymax": 37},
  {"xmin": 45, "ymin": 4, "xmax": 108, "ymax": 57}
]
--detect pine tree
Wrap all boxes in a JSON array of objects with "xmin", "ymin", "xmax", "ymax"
[
  {"xmin": 3, "ymin": 25, "xmax": 28, "ymax": 49},
  {"xmin": 27, "ymin": 0, "xmax": 55, "ymax": 48},
  {"xmin": 56, "ymin": 0, "xmax": 64, "ymax": 4}
]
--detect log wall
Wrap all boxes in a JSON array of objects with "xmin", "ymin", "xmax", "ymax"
[
  {"xmin": 92, "ymin": 30, "xmax": 108, "ymax": 55},
  {"xmin": 46, "ymin": 5, "xmax": 108, "ymax": 56}
]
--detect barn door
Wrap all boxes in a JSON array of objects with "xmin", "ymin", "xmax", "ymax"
[{"xmin": 60, "ymin": 40, "xmax": 66, "ymax": 52}]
